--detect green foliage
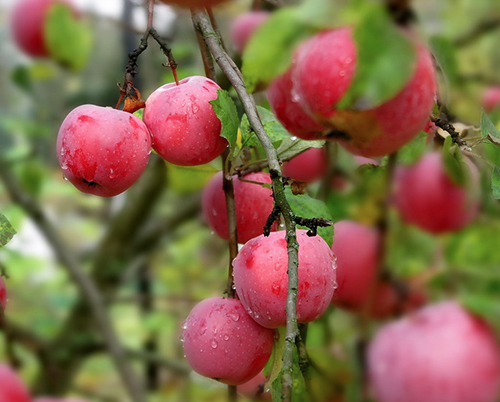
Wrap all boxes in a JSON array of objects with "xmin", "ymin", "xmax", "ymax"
[
  {"xmin": 209, "ymin": 89, "xmax": 239, "ymax": 156},
  {"xmin": 429, "ymin": 36, "xmax": 459, "ymax": 85},
  {"xmin": 0, "ymin": 214, "xmax": 16, "ymax": 248},
  {"xmin": 492, "ymin": 167, "xmax": 500, "ymax": 199},
  {"xmin": 44, "ymin": 3, "xmax": 93, "ymax": 71},
  {"xmin": 240, "ymin": 106, "xmax": 290, "ymax": 147},
  {"xmin": 166, "ymin": 163, "xmax": 218, "ymax": 194},
  {"xmin": 337, "ymin": 3, "xmax": 416, "ymax": 110},
  {"xmin": 442, "ymin": 135, "xmax": 467, "ymax": 186},
  {"xmin": 396, "ymin": 131, "xmax": 427, "ymax": 166}
]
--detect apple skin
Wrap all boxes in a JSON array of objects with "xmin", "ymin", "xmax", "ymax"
[
  {"xmin": 282, "ymin": 147, "xmax": 327, "ymax": 183},
  {"xmin": 10, "ymin": 0, "xmax": 77, "ymax": 57},
  {"xmin": 0, "ymin": 364, "xmax": 32, "ymax": 402},
  {"xmin": 237, "ymin": 371, "xmax": 271, "ymax": 401},
  {"xmin": 330, "ymin": 220, "xmax": 380, "ymax": 311},
  {"xmin": 233, "ymin": 229, "xmax": 336, "ymax": 328},
  {"xmin": 0, "ymin": 276, "xmax": 6, "ymax": 310},
  {"xmin": 482, "ymin": 87, "xmax": 500, "ymax": 112},
  {"xmin": 202, "ymin": 171, "xmax": 276, "ymax": 244},
  {"xmin": 143, "ymin": 76, "xmax": 228, "ymax": 166},
  {"xmin": 367, "ymin": 301, "xmax": 500, "ymax": 402},
  {"xmin": 230, "ymin": 11, "xmax": 271, "ymax": 54},
  {"xmin": 57, "ymin": 104, "xmax": 152, "ymax": 197},
  {"xmin": 158, "ymin": 0, "xmax": 229, "ymax": 8},
  {"xmin": 182, "ymin": 297, "xmax": 274, "ymax": 386},
  {"xmin": 393, "ymin": 151, "xmax": 480, "ymax": 234},
  {"xmin": 291, "ymin": 27, "xmax": 437, "ymax": 157}
]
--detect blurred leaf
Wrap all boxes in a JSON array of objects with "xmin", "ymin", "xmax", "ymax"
[
  {"xmin": 44, "ymin": 4, "xmax": 93, "ymax": 71},
  {"xmin": 442, "ymin": 135, "xmax": 466, "ymax": 186},
  {"xmin": 481, "ymin": 109, "xmax": 500, "ymax": 140},
  {"xmin": 277, "ymin": 138, "xmax": 325, "ymax": 162},
  {"xmin": 397, "ymin": 131, "xmax": 427, "ymax": 165},
  {"xmin": 166, "ymin": 163, "xmax": 218, "ymax": 194},
  {"xmin": 460, "ymin": 294, "xmax": 500, "ymax": 325},
  {"xmin": 285, "ymin": 187, "xmax": 333, "ymax": 246},
  {"xmin": 240, "ymin": 107, "xmax": 289, "ymax": 147},
  {"xmin": 210, "ymin": 89, "xmax": 239, "ymax": 156},
  {"xmin": 0, "ymin": 214, "xmax": 16, "ymax": 248},
  {"xmin": 19, "ymin": 160, "xmax": 45, "ymax": 197},
  {"xmin": 429, "ymin": 36, "xmax": 459, "ymax": 84},
  {"xmin": 337, "ymin": 3, "xmax": 416, "ymax": 110},
  {"xmin": 133, "ymin": 109, "xmax": 144, "ymax": 119},
  {"xmin": 491, "ymin": 167, "xmax": 500, "ymax": 199},
  {"xmin": 242, "ymin": 0, "xmax": 336, "ymax": 92},
  {"xmin": 11, "ymin": 65, "xmax": 33, "ymax": 93}
]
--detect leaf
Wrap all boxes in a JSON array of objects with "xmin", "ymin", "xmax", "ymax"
[
  {"xmin": 429, "ymin": 36, "xmax": 459, "ymax": 85},
  {"xmin": 442, "ymin": 135, "xmax": 466, "ymax": 186},
  {"xmin": 277, "ymin": 138, "xmax": 325, "ymax": 162},
  {"xmin": 166, "ymin": 163, "xmax": 218, "ymax": 194},
  {"xmin": 209, "ymin": 89, "xmax": 239, "ymax": 157},
  {"xmin": 44, "ymin": 3, "xmax": 93, "ymax": 71},
  {"xmin": 460, "ymin": 294, "xmax": 500, "ymax": 325},
  {"xmin": 240, "ymin": 107, "xmax": 290, "ymax": 147},
  {"xmin": 480, "ymin": 109, "xmax": 500, "ymax": 140},
  {"xmin": 242, "ymin": 0, "xmax": 336, "ymax": 92},
  {"xmin": 11, "ymin": 65, "xmax": 33, "ymax": 93},
  {"xmin": 396, "ymin": 131, "xmax": 427, "ymax": 165},
  {"xmin": 492, "ymin": 167, "xmax": 500, "ymax": 199},
  {"xmin": 0, "ymin": 214, "xmax": 16, "ymax": 248},
  {"xmin": 285, "ymin": 187, "xmax": 333, "ymax": 246},
  {"xmin": 337, "ymin": 3, "xmax": 416, "ymax": 110}
]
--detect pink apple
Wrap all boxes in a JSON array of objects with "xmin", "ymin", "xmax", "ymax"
[
  {"xmin": 330, "ymin": 220, "xmax": 380, "ymax": 311},
  {"xmin": 233, "ymin": 229, "xmax": 336, "ymax": 328},
  {"xmin": 393, "ymin": 151, "xmax": 480, "ymax": 234},
  {"xmin": 237, "ymin": 371, "xmax": 271, "ymax": 400},
  {"xmin": 10, "ymin": 0, "xmax": 78, "ymax": 57},
  {"xmin": 230, "ymin": 11, "xmax": 270, "ymax": 54},
  {"xmin": 182, "ymin": 297, "xmax": 274, "ymax": 386},
  {"xmin": 57, "ymin": 104, "xmax": 152, "ymax": 197},
  {"xmin": 482, "ymin": 87, "xmax": 500, "ymax": 112},
  {"xmin": 0, "ymin": 364, "xmax": 32, "ymax": 402},
  {"xmin": 0, "ymin": 276, "xmax": 6, "ymax": 310},
  {"xmin": 158, "ymin": 0, "xmax": 229, "ymax": 8},
  {"xmin": 291, "ymin": 27, "xmax": 437, "ymax": 157},
  {"xmin": 143, "ymin": 76, "xmax": 228, "ymax": 166},
  {"xmin": 368, "ymin": 301, "xmax": 500, "ymax": 402},
  {"xmin": 202, "ymin": 171, "xmax": 276, "ymax": 243},
  {"xmin": 282, "ymin": 147, "xmax": 327, "ymax": 183}
]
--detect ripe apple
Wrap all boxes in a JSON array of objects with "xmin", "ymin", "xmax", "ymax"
[
  {"xmin": 482, "ymin": 86, "xmax": 500, "ymax": 112},
  {"xmin": 181, "ymin": 297, "xmax": 274, "ymax": 386},
  {"xmin": 10, "ymin": 0, "xmax": 78, "ymax": 57},
  {"xmin": 230, "ymin": 11, "xmax": 271, "ymax": 54},
  {"xmin": 143, "ymin": 76, "xmax": 228, "ymax": 166},
  {"xmin": 233, "ymin": 229, "xmax": 336, "ymax": 328},
  {"xmin": 393, "ymin": 151, "xmax": 480, "ymax": 234},
  {"xmin": 267, "ymin": 63, "xmax": 326, "ymax": 141},
  {"xmin": 282, "ymin": 147, "xmax": 327, "ymax": 183},
  {"xmin": 330, "ymin": 220, "xmax": 380, "ymax": 311},
  {"xmin": 202, "ymin": 171, "xmax": 276, "ymax": 244},
  {"xmin": 367, "ymin": 301, "xmax": 500, "ymax": 402},
  {"xmin": 158, "ymin": 0, "xmax": 229, "ymax": 8},
  {"xmin": 57, "ymin": 104, "xmax": 152, "ymax": 197},
  {"xmin": 0, "ymin": 364, "xmax": 32, "ymax": 402},
  {"xmin": 0, "ymin": 276, "xmax": 6, "ymax": 310},
  {"xmin": 237, "ymin": 371, "xmax": 271, "ymax": 401},
  {"xmin": 291, "ymin": 27, "xmax": 437, "ymax": 157}
]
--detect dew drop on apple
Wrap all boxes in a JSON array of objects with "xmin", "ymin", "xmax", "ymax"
[
  {"xmin": 223, "ymin": 334, "xmax": 230, "ymax": 341},
  {"xmin": 333, "ymin": 280, "xmax": 338, "ymax": 290},
  {"xmin": 211, "ymin": 339, "xmax": 218, "ymax": 349},
  {"xmin": 228, "ymin": 312, "xmax": 240, "ymax": 322},
  {"xmin": 272, "ymin": 283, "xmax": 281, "ymax": 295}
]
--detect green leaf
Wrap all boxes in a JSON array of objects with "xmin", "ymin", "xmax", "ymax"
[
  {"xmin": 242, "ymin": 0, "xmax": 336, "ymax": 92},
  {"xmin": 480, "ymin": 109, "xmax": 500, "ymax": 140},
  {"xmin": 285, "ymin": 188, "xmax": 333, "ymax": 246},
  {"xmin": 442, "ymin": 135, "xmax": 466, "ymax": 186},
  {"xmin": 11, "ymin": 65, "xmax": 33, "ymax": 93},
  {"xmin": 396, "ymin": 131, "xmax": 427, "ymax": 165},
  {"xmin": 460, "ymin": 294, "xmax": 500, "ymax": 325},
  {"xmin": 277, "ymin": 138, "xmax": 325, "ymax": 162},
  {"xmin": 337, "ymin": 3, "xmax": 416, "ymax": 110},
  {"xmin": 166, "ymin": 163, "xmax": 218, "ymax": 194},
  {"xmin": 209, "ymin": 89, "xmax": 239, "ymax": 157},
  {"xmin": 0, "ymin": 214, "xmax": 16, "ymax": 248},
  {"xmin": 240, "ymin": 107, "xmax": 290, "ymax": 147},
  {"xmin": 44, "ymin": 3, "xmax": 93, "ymax": 71},
  {"xmin": 429, "ymin": 36, "xmax": 459, "ymax": 84},
  {"xmin": 492, "ymin": 167, "xmax": 500, "ymax": 199}
]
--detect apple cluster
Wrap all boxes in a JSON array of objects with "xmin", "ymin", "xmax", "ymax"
[{"xmin": 57, "ymin": 76, "xmax": 228, "ymax": 197}]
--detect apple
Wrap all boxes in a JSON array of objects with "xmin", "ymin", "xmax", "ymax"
[
  {"xmin": 282, "ymin": 147, "xmax": 327, "ymax": 183},
  {"xmin": 0, "ymin": 276, "xmax": 6, "ymax": 310},
  {"xmin": 237, "ymin": 371, "xmax": 271, "ymax": 401},
  {"xmin": 202, "ymin": 171, "xmax": 276, "ymax": 243},
  {"xmin": 330, "ymin": 220, "xmax": 380, "ymax": 311},
  {"xmin": 393, "ymin": 151, "xmax": 480, "ymax": 234},
  {"xmin": 57, "ymin": 105, "xmax": 152, "ymax": 197},
  {"xmin": 291, "ymin": 27, "xmax": 437, "ymax": 157},
  {"xmin": 230, "ymin": 11, "xmax": 271, "ymax": 54},
  {"xmin": 10, "ymin": 0, "xmax": 78, "ymax": 57},
  {"xmin": 367, "ymin": 301, "xmax": 500, "ymax": 402},
  {"xmin": 0, "ymin": 364, "xmax": 32, "ymax": 402},
  {"xmin": 181, "ymin": 297, "xmax": 274, "ymax": 386},
  {"xmin": 233, "ymin": 229, "xmax": 336, "ymax": 328},
  {"xmin": 482, "ymin": 87, "xmax": 500, "ymax": 112},
  {"xmin": 143, "ymin": 76, "xmax": 228, "ymax": 166},
  {"xmin": 158, "ymin": 0, "xmax": 229, "ymax": 8}
]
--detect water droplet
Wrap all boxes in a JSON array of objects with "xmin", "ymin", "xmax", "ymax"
[
  {"xmin": 181, "ymin": 322, "xmax": 187, "ymax": 330},
  {"xmin": 290, "ymin": 136, "xmax": 298, "ymax": 141},
  {"xmin": 228, "ymin": 313, "xmax": 240, "ymax": 322},
  {"xmin": 333, "ymin": 280, "xmax": 338, "ymax": 290},
  {"xmin": 223, "ymin": 335, "xmax": 229, "ymax": 341},
  {"xmin": 272, "ymin": 283, "xmax": 281, "ymax": 295},
  {"xmin": 211, "ymin": 339, "xmax": 218, "ymax": 349},
  {"xmin": 339, "ymin": 71, "xmax": 346, "ymax": 77},
  {"xmin": 61, "ymin": 162, "xmax": 68, "ymax": 170}
]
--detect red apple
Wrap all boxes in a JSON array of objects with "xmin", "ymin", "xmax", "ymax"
[
  {"xmin": 233, "ymin": 229, "xmax": 336, "ymax": 328},
  {"xmin": 393, "ymin": 151, "xmax": 480, "ymax": 234},
  {"xmin": 57, "ymin": 104, "xmax": 152, "ymax": 197},
  {"xmin": 0, "ymin": 364, "xmax": 32, "ymax": 402},
  {"xmin": 202, "ymin": 171, "xmax": 276, "ymax": 244},
  {"xmin": 10, "ymin": 0, "xmax": 78, "ymax": 57},
  {"xmin": 230, "ymin": 11, "xmax": 271, "ymax": 54},
  {"xmin": 182, "ymin": 297, "xmax": 274, "ymax": 386},
  {"xmin": 291, "ymin": 27, "xmax": 437, "ymax": 157},
  {"xmin": 0, "ymin": 276, "xmax": 6, "ymax": 311},
  {"xmin": 158, "ymin": 0, "xmax": 229, "ymax": 8},
  {"xmin": 143, "ymin": 76, "xmax": 228, "ymax": 166},
  {"xmin": 367, "ymin": 301, "xmax": 500, "ymax": 402},
  {"xmin": 482, "ymin": 87, "xmax": 500, "ymax": 112},
  {"xmin": 282, "ymin": 147, "xmax": 327, "ymax": 183},
  {"xmin": 237, "ymin": 371, "xmax": 271, "ymax": 401}
]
